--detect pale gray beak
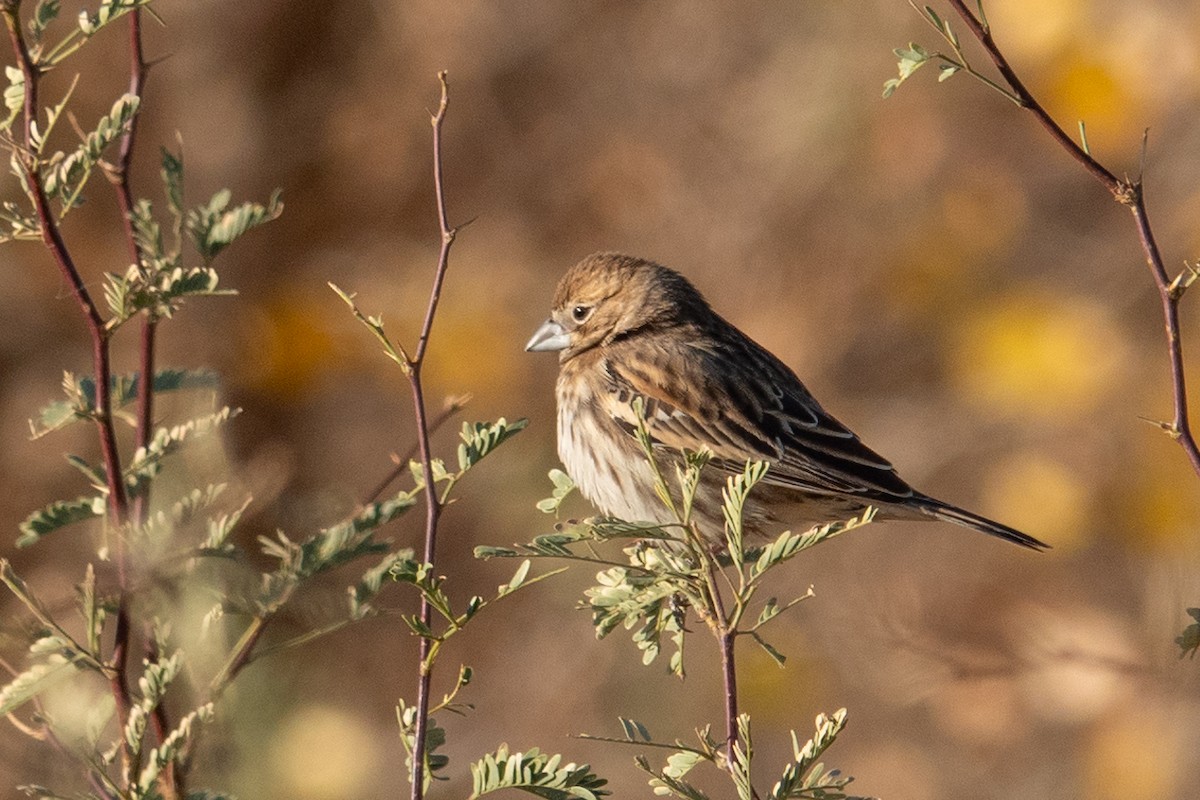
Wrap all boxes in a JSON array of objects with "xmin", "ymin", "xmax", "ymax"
[{"xmin": 525, "ymin": 318, "xmax": 570, "ymax": 352}]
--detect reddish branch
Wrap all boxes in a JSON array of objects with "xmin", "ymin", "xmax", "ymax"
[
  {"xmin": 107, "ymin": 10, "xmax": 182, "ymax": 797},
  {"xmin": 2, "ymin": 2, "xmax": 138, "ymax": 782},
  {"xmin": 361, "ymin": 397, "xmax": 467, "ymax": 506},
  {"xmin": 943, "ymin": 0, "xmax": 1200, "ymax": 477},
  {"xmin": 109, "ymin": 8, "xmax": 158, "ymax": 520},
  {"xmin": 408, "ymin": 71, "xmax": 459, "ymax": 800}
]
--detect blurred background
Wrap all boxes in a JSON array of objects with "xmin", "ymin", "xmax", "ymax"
[{"xmin": 2, "ymin": 0, "xmax": 1200, "ymax": 797}]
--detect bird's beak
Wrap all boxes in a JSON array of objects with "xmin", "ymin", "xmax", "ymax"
[{"xmin": 525, "ymin": 318, "xmax": 570, "ymax": 352}]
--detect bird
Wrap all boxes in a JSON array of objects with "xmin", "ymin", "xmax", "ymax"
[{"xmin": 525, "ymin": 252, "xmax": 1048, "ymax": 551}]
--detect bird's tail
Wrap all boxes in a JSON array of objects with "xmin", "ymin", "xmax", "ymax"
[{"xmin": 916, "ymin": 496, "xmax": 1050, "ymax": 551}]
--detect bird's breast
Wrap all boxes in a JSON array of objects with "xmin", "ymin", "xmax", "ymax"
[{"xmin": 555, "ymin": 369, "xmax": 667, "ymax": 525}]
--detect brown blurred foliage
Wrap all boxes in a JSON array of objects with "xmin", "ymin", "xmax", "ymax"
[{"xmin": 2, "ymin": 1, "xmax": 1200, "ymax": 798}]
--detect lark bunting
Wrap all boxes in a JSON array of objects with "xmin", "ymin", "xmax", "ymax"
[{"xmin": 526, "ymin": 253, "xmax": 1048, "ymax": 551}]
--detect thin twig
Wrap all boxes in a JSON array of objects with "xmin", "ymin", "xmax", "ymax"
[
  {"xmin": 941, "ymin": 0, "xmax": 1200, "ymax": 476},
  {"xmin": 112, "ymin": 11, "xmax": 176, "ymax": 797},
  {"xmin": 1, "ymin": 3, "xmax": 136, "ymax": 783},
  {"xmin": 361, "ymin": 394, "xmax": 469, "ymax": 506},
  {"xmin": 409, "ymin": 70, "xmax": 459, "ymax": 800}
]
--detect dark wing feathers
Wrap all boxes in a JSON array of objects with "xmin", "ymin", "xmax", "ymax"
[{"xmin": 598, "ymin": 322, "xmax": 916, "ymax": 503}]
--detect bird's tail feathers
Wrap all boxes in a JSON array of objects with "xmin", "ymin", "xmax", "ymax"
[{"xmin": 916, "ymin": 497, "xmax": 1050, "ymax": 551}]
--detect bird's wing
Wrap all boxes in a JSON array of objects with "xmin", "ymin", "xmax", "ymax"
[{"xmin": 599, "ymin": 328, "xmax": 915, "ymax": 501}]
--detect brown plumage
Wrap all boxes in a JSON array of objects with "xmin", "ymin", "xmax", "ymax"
[{"xmin": 526, "ymin": 252, "xmax": 1048, "ymax": 551}]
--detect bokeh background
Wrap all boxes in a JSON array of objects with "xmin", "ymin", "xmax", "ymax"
[{"xmin": 2, "ymin": 1, "xmax": 1200, "ymax": 797}]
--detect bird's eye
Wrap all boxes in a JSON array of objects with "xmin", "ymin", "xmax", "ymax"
[{"xmin": 571, "ymin": 305, "xmax": 591, "ymax": 323}]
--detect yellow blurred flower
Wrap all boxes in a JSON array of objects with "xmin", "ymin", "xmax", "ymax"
[
  {"xmin": 988, "ymin": 0, "xmax": 1084, "ymax": 60},
  {"xmin": 1084, "ymin": 706, "xmax": 1186, "ymax": 800},
  {"xmin": 270, "ymin": 705, "xmax": 381, "ymax": 799},
  {"xmin": 951, "ymin": 293, "xmax": 1127, "ymax": 421},
  {"xmin": 238, "ymin": 293, "xmax": 342, "ymax": 397},
  {"xmin": 980, "ymin": 451, "xmax": 1089, "ymax": 550}
]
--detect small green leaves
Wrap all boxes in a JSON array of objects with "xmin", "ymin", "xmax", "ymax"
[
  {"xmin": 104, "ymin": 261, "xmax": 227, "ymax": 330},
  {"xmin": 1178, "ymin": 608, "xmax": 1200, "ymax": 658},
  {"xmin": 536, "ymin": 468, "xmax": 576, "ymax": 515},
  {"xmin": 0, "ymin": 658, "xmax": 73, "ymax": 717},
  {"xmin": 125, "ymin": 407, "xmax": 240, "ymax": 487},
  {"xmin": 17, "ymin": 495, "xmax": 106, "ymax": 547},
  {"xmin": 329, "ymin": 283, "xmax": 412, "ymax": 370},
  {"xmin": 468, "ymin": 744, "xmax": 610, "ymax": 799},
  {"xmin": 78, "ymin": 0, "xmax": 153, "ymax": 38},
  {"xmin": 677, "ymin": 449, "xmax": 711, "ymax": 526},
  {"xmin": 882, "ymin": 43, "xmax": 931, "ymax": 98},
  {"xmin": 769, "ymin": 709, "xmax": 859, "ymax": 800},
  {"xmin": 42, "ymin": 92, "xmax": 139, "ymax": 207},
  {"xmin": 31, "ymin": 368, "xmax": 219, "ymax": 439},
  {"xmin": 749, "ymin": 509, "xmax": 876, "ymax": 581},
  {"xmin": 884, "ymin": 1, "xmax": 1023, "ymax": 105},
  {"xmin": 350, "ymin": 549, "xmax": 414, "ymax": 620},
  {"xmin": 722, "ymin": 460, "xmax": 769, "ymax": 565},
  {"xmin": 586, "ymin": 565, "xmax": 687, "ymax": 673},
  {"xmin": 186, "ymin": 187, "xmax": 283, "ymax": 263},
  {"xmin": 397, "ymin": 701, "xmax": 450, "ymax": 791},
  {"xmin": 2, "ymin": 66, "xmax": 23, "ymax": 133},
  {"xmin": 30, "ymin": 1, "xmax": 62, "ymax": 42},
  {"xmin": 457, "ymin": 418, "xmax": 529, "ymax": 472},
  {"xmin": 133, "ymin": 703, "xmax": 214, "ymax": 799},
  {"xmin": 731, "ymin": 714, "xmax": 753, "ymax": 800}
]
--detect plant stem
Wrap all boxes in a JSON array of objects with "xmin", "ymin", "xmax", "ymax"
[
  {"xmin": 111, "ymin": 16, "xmax": 175, "ymax": 790},
  {"xmin": 719, "ymin": 629, "xmax": 738, "ymax": 758},
  {"xmin": 2, "ymin": 2, "xmax": 136, "ymax": 783},
  {"xmin": 409, "ymin": 70, "xmax": 458, "ymax": 800},
  {"xmin": 943, "ymin": 0, "xmax": 1200, "ymax": 477},
  {"xmin": 362, "ymin": 396, "xmax": 467, "ymax": 505}
]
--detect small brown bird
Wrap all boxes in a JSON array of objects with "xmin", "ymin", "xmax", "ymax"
[{"xmin": 526, "ymin": 253, "xmax": 1047, "ymax": 551}]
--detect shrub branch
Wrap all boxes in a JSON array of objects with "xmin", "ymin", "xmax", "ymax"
[
  {"xmin": 938, "ymin": 0, "xmax": 1200, "ymax": 476},
  {"xmin": 408, "ymin": 70, "xmax": 460, "ymax": 800},
  {"xmin": 1, "ymin": 0, "xmax": 137, "ymax": 782}
]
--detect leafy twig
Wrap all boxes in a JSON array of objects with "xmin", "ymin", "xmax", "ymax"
[
  {"xmin": 1, "ymin": 1, "xmax": 136, "ymax": 780},
  {"xmin": 895, "ymin": 0, "xmax": 1200, "ymax": 477},
  {"xmin": 409, "ymin": 69, "xmax": 461, "ymax": 800},
  {"xmin": 362, "ymin": 394, "xmax": 469, "ymax": 505}
]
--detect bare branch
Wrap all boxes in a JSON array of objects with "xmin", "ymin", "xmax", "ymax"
[{"xmin": 940, "ymin": 0, "xmax": 1200, "ymax": 477}]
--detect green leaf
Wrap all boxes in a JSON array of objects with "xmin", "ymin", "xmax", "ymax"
[
  {"xmin": 3, "ymin": 66, "xmax": 25, "ymax": 133},
  {"xmin": 350, "ymin": 549, "xmax": 414, "ymax": 620},
  {"xmin": 201, "ymin": 497, "xmax": 251, "ymax": 555},
  {"xmin": 457, "ymin": 418, "xmax": 529, "ymax": 472},
  {"xmin": 17, "ymin": 495, "xmax": 106, "ymax": 547},
  {"xmin": 42, "ymin": 92, "xmax": 140, "ymax": 204},
  {"xmin": 30, "ymin": 369, "xmax": 219, "ymax": 439},
  {"xmin": 770, "ymin": 709, "xmax": 856, "ymax": 800},
  {"xmin": 124, "ymin": 407, "xmax": 240, "ymax": 485},
  {"xmin": 77, "ymin": 0, "xmax": 153, "ymax": 38},
  {"xmin": 468, "ymin": 744, "xmax": 610, "ymax": 799},
  {"xmin": 882, "ymin": 42, "xmax": 933, "ymax": 98},
  {"xmin": 30, "ymin": 1, "xmax": 62, "ymax": 41},
  {"xmin": 677, "ymin": 449, "xmax": 711, "ymax": 525},
  {"xmin": 536, "ymin": 468, "xmax": 576, "ymax": 515},
  {"xmin": 750, "ymin": 632, "xmax": 787, "ymax": 666},
  {"xmin": 635, "ymin": 754, "xmax": 710, "ymax": 800},
  {"xmin": 186, "ymin": 187, "xmax": 283, "ymax": 263},
  {"xmin": 749, "ymin": 509, "xmax": 875, "ymax": 581},
  {"xmin": 938, "ymin": 63, "xmax": 961, "ymax": 82},
  {"xmin": 77, "ymin": 564, "xmax": 103, "ymax": 655},
  {"xmin": 0, "ymin": 657, "xmax": 75, "ymax": 716},
  {"xmin": 721, "ymin": 460, "xmax": 769, "ymax": 564},
  {"xmin": 134, "ymin": 703, "xmax": 214, "ymax": 799},
  {"xmin": 731, "ymin": 714, "xmax": 753, "ymax": 800}
]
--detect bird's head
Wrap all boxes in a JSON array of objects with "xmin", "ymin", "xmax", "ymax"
[{"xmin": 525, "ymin": 252, "xmax": 710, "ymax": 360}]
